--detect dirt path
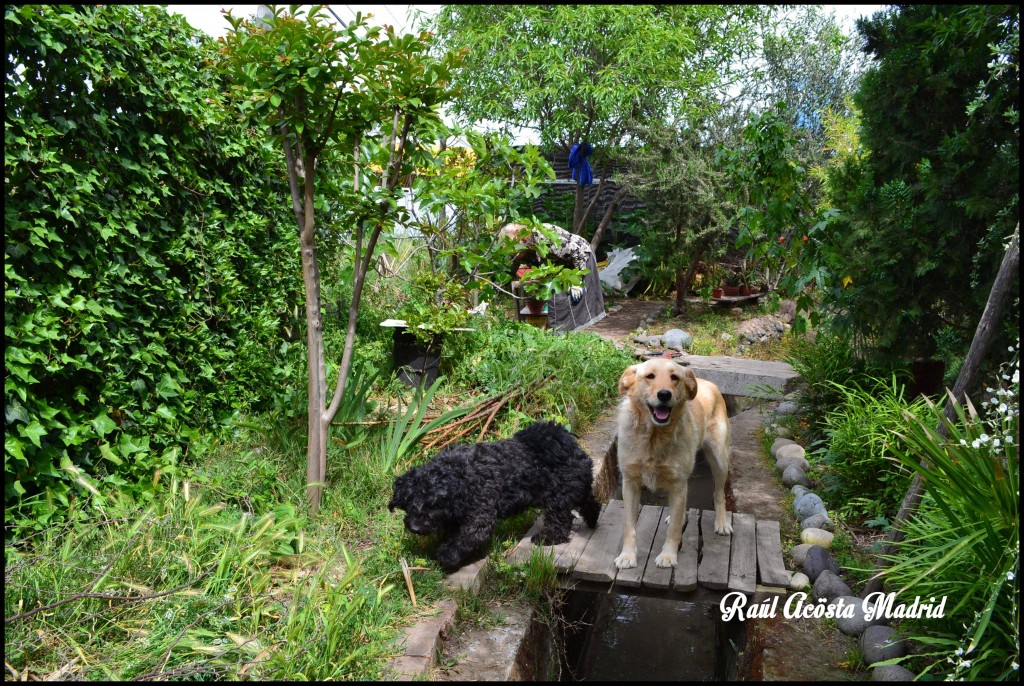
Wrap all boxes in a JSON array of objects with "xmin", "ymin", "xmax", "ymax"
[{"xmin": 586, "ymin": 297, "xmax": 671, "ymax": 344}]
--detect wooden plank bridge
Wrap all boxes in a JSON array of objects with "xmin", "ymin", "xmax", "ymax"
[{"xmin": 508, "ymin": 500, "xmax": 790, "ymax": 594}]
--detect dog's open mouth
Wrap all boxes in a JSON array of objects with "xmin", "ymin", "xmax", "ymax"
[{"xmin": 648, "ymin": 404, "xmax": 672, "ymax": 425}]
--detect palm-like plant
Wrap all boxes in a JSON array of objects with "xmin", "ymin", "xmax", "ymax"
[{"xmin": 879, "ymin": 350, "xmax": 1019, "ymax": 681}]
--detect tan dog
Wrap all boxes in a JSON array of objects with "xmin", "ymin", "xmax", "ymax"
[{"xmin": 614, "ymin": 357, "xmax": 732, "ymax": 570}]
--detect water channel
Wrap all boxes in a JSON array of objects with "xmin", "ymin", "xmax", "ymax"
[{"xmin": 558, "ymin": 437, "xmax": 749, "ymax": 681}]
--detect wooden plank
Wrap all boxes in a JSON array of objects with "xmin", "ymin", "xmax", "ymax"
[
  {"xmin": 641, "ymin": 507, "xmax": 673, "ymax": 590},
  {"xmin": 553, "ymin": 514, "xmax": 599, "ymax": 571},
  {"xmin": 506, "ymin": 511, "xmax": 600, "ymax": 573},
  {"xmin": 728, "ymin": 513, "xmax": 757, "ymax": 594},
  {"xmin": 616, "ymin": 505, "xmax": 663, "ymax": 588},
  {"xmin": 697, "ymin": 510, "xmax": 732, "ymax": 590},
  {"xmin": 671, "ymin": 508, "xmax": 701, "ymax": 592},
  {"xmin": 572, "ymin": 500, "xmax": 625, "ymax": 583},
  {"xmin": 755, "ymin": 519, "xmax": 790, "ymax": 587},
  {"xmin": 506, "ymin": 517, "xmax": 546, "ymax": 566}
]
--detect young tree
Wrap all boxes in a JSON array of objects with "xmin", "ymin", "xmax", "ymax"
[
  {"xmin": 219, "ymin": 6, "xmax": 459, "ymax": 512},
  {"xmin": 617, "ymin": 125, "xmax": 733, "ymax": 315},
  {"xmin": 427, "ymin": 5, "xmax": 766, "ymax": 248}
]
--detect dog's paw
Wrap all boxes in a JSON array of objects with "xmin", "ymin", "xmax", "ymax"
[
  {"xmin": 532, "ymin": 530, "xmax": 569, "ymax": 546},
  {"xmin": 715, "ymin": 519, "xmax": 734, "ymax": 535},
  {"xmin": 654, "ymin": 550, "xmax": 678, "ymax": 568},
  {"xmin": 614, "ymin": 550, "xmax": 637, "ymax": 569}
]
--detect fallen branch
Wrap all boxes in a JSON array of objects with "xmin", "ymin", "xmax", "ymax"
[{"xmin": 5, "ymin": 570, "xmax": 213, "ymax": 626}]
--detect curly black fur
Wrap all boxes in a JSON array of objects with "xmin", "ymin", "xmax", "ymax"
[{"xmin": 388, "ymin": 421, "xmax": 601, "ymax": 572}]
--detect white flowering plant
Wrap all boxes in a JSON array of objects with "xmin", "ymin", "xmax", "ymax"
[{"xmin": 879, "ymin": 341, "xmax": 1019, "ymax": 681}]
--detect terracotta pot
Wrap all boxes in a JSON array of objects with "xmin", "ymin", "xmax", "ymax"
[
  {"xmin": 525, "ymin": 298, "xmax": 546, "ymax": 315},
  {"xmin": 723, "ymin": 285, "xmax": 740, "ymax": 296},
  {"xmin": 712, "ymin": 288, "xmax": 724, "ymax": 299},
  {"xmin": 516, "ymin": 265, "xmax": 531, "ymax": 280},
  {"xmin": 739, "ymin": 285, "xmax": 752, "ymax": 296}
]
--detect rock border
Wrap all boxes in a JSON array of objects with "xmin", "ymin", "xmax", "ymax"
[{"xmin": 764, "ymin": 409, "xmax": 914, "ymax": 682}]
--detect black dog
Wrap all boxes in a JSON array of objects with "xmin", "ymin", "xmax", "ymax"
[{"xmin": 388, "ymin": 421, "xmax": 601, "ymax": 572}]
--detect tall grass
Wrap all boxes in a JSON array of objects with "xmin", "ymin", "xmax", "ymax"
[
  {"xmin": 811, "ymin": 376, "xmax": 931, "ymax": 523},
  {"xmin": 4, "ymin": 482, "xmax": 397, "ymax": 680}
]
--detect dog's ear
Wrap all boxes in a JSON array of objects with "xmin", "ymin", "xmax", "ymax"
[
  {"xmin": 618, "ymin": 364, "xmax": 639, "ymax": 396},
  {"xmin": 388, "ymin": 468, "xmax": 415, "ymax": 511},
  {"xmin": 680, "ymin": 366, "xmax": 699, "ymax": 400}
]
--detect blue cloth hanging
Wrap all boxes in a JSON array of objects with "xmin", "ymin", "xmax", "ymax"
[{"xmin": 568, "ymin": 142, "xmax": 594, "ymax": 186}]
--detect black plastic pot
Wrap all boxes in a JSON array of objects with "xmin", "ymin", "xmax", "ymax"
[{"xmin": 391, "ymin": 328, "xmax": 441, "ymax": 388}]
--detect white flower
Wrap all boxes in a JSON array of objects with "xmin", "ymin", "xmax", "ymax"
[
  {"xmin": 993, "ymin": 439, "xmax": 1001, "ymax": 448},
  {"xmin": 1007, "ymin": 571, "xmax": 1015, "ymax": 581},
  {"xmin": 1012, "ymin": 661, "xmax": 1019, "ymax": 670},
  {"xmin": 962, "ymin": 660, "xmax": 972, "ymax": 668},
  {"xmin": 955, "ymin": 648, "xmax": 964, "ymax": 656}
]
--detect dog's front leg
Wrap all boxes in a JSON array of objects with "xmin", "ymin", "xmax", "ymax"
[
  {"xmin": 655, "ymin": 480, "xmax": 687, "ymax": 568},
  {"xmin": 614, "ymin": 475, "xmax": 642, "ymax": 569},
  {"xmin": 436, "ymin": 509, "xmax": 495, "ymax": 572}
]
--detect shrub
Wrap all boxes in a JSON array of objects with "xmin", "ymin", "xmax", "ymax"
[
  {"xmin": 5, "ymin": 6, "xmax": 301, "ymax": 532},
  {"xmin": 810, "ymin": 376, "xmax": 930, "ymax": 523},
  {"xmin": 785, "ymin": 329, "xmax": 899, "ymax": 436},
  {"xmin": 879, "ymin": 346, "xmax": 1019, "ymax": 681}
]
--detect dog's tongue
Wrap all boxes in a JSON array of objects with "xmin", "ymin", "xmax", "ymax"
[{"xmin": 654, "ymin": 407, "xmax": 671, "ymax": 422}]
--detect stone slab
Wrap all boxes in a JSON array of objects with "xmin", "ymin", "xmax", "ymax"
[{"xmin": 685, "ymin": 355, "xmax": 799, "ymax": 398}]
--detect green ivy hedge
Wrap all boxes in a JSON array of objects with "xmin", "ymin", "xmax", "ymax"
[{"xmin": 5, "ymin": 5, "xmax": 304, "ymax": 530}]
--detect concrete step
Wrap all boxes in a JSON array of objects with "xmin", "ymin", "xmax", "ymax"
[{"xmin": 683, "ymin": 355, "xmax": 799, "ymax": 399}]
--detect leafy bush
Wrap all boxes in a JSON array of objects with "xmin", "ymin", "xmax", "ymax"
[
  {"xmin": 5, "ymin": 6, "xmax": 301, "ymax": 531},
  {"xmin": 785, "ymin": 330, "xmax": 899, "ymax": 435},
  {"xmin": 879, "ymin": 347, "xmax": 1019, "ymax": 681},
  {"xmin": 810, "ymin": 376, "xmax": 930, "ymax": 523}
]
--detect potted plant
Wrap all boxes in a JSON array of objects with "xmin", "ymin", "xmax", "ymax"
[
  {"xmin": 518, "ymin": 261, "xmax": 585, "ymax": 315},
  {"xmin": 723, "ymin": 270, "xmax": 742, "ymax": 297}
]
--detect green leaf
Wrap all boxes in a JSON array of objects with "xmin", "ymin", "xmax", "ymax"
[
  {"xmin": 20, "ymin": 421, "xmax": 47, "ymax": 448},
  {"xmin": 91, "ymin": 412, "xmax": 118, "ymax": 437}
]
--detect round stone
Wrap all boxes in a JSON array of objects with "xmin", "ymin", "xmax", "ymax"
[
  {"xmin": 775, "ymin": 400, "xmax": 800, "ymax": 415},
  {"xmin": 830, "ymin": 595, "xmax": 888, "ymax": 636},
  {"xmin": 770, "ymin": 437, "xmax": 798, "ymax": 457},
  {"xmin": 801, "ymin": 527, "xmax": 834, "ymax": 548},
  {"xmin": 776, "ymin": 443, "xmax": 806, "ymax": 461},
  {"xmin": 782, "ymin": 465, "xmax": 810, "ymax": 487},
  {"xmin": 774, "ymin": 425, "xmax": 793, "ymax": 439},
  {"xmin": 789, "ymin": 571, "xmax": 810, "ymax": 591},
  {"xmin": 871, "ymin": 664, "xmax": 916, "ymax": 681},
  {"xmin": 790, "ymin": 543, "xmax": 814, "ymax": 567},
  {"xmin": 777, "ymin": 454, "xmax": 811, "ymax": 473},
  {"xmin": 800, "ymin": 513, "xmax": 834, "ymax": 531},
  {"xmin": 812, "ymin": 569, "xmax": 852, "ymax": 602},
  {"xmin": 661, "ymin": 328, "xmax": 693, "ymax": 351},
  {"xmin": 861, "ymin": 625, "xmax": 906, "ymax": 666},
  {"xmin": 791, "ymin": 484, "xmax": 811, "ymax": 498},
  {"xmin": 794, "ymin": 493, "xmax": 826, "ymax": 520},
  {"xmin": 803, "ymin": 545, "xmax": 841, "ymax": 581}
]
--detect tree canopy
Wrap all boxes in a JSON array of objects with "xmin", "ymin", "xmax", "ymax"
[{"xmin": 820, "ymin": 4, "xmax": 1019, "ymax": 362}]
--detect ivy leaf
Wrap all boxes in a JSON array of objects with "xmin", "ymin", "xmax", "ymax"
[
  {"xmin": 20, "ymin": 421, "xmax": 47, "ymax": 448},
  {"xmin": 91, "ymin": 412, "xmax": 117, "ymax": 437}
]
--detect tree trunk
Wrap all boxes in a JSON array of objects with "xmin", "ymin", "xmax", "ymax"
[
  {"xmin": 589, "ymin": 186, "xmax": 629, "ymax": 254},
  {"xmin": 862, "ymin": 225, "xmax": 1019, "ymax": 596},
  {"xmin": 674, "ymin": 242, "xmax": 705, "ymax": 316}
]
